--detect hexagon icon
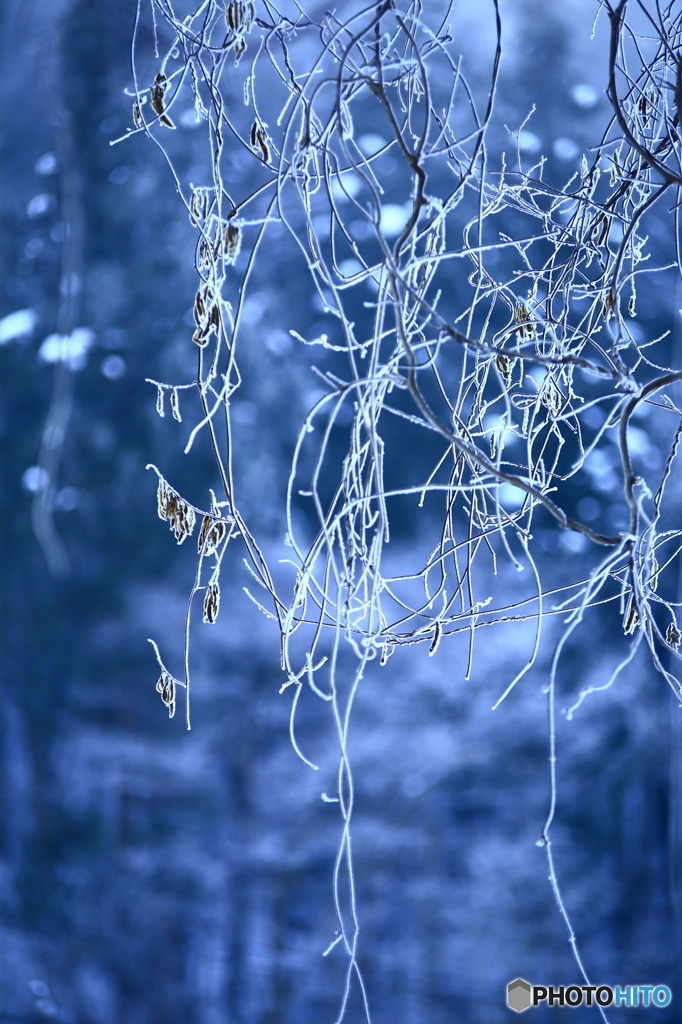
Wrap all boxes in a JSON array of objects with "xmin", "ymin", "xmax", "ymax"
[{"xmin": 507, "ymin": 978, "xmax": 532, "ymax": 1013}]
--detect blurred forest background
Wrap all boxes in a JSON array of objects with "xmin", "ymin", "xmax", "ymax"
[{"xmin": 1, "ymin": 0, "xmax": 681, "ymax": 1021}]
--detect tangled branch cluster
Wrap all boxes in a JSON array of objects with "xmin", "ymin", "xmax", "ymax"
[{"xmin": 117, "ymin": 0, "xmax": 682, "ymax": 1015}]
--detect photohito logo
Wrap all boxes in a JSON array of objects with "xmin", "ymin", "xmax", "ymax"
[{"xmin": 506, "ymin": 979, "xmax": 672, "ymax": 1012}]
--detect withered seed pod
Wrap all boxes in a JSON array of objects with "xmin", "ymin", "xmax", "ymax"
[
  {"xmin": 667, "ymin": 622, "xmax": 681, "ymax": 650},
  {"xmin": 249, "ymin": 121, "xmax": 271, "ymax": 163},
  {"xmin": 539, "ymin": 376, "xmax": 563, "ymax": 415},
  {"xmin": 198, "ymin": 516, "xmax": 227, "ymax": 556},
  {"xmin": 207, "ymin": 520, "xmax": 227, "ymax": 555},
  {"xmin": 623, "ymin": 596, "xmax": 639, "ymax": 635},
  {"xmin": 157, "ymin": 478, "xmax": 170, "ymax": 519},
  {"xmin": 150, "ymin": 73, "xmax": 167, "ymax": 115},
  {"xmin": 223, "ymin": 222, "xmax": 241, "ymax": 264},
  {"xmin": 225, "ymin": 1, "xmax": 255, "ymax": 33},
  {"xmin": 514, "ymin": 303, "xmax": 533, "ymax": 339},
  {"xmin": 150, "ymin": 73, "xmax": 174, "ymax": 128},
  {"xmin": 165, "ymin": 493, "xmax": 178, "ymax": 521},
  {"xmin": 197, "ymin": 515, "xmax": 212, "ymax": 551},
  {"xmin": 189, "ymin": 188, "xmax": 209, "ymax": 225},
  {"xmin": 170, "ymin": 498, "xmax": 196, "ymax": 544},
  {"xmin": 194, "ymin": 288, "xmax": 207, "ymax": 326},
  {"xmin": 208, "ymin": 304, "xmax": 221, "ymax": 330},
  {"xmin": 197, "ymin": 238, "xmax": 213, "ymax": 273},
  {"xmin": 157, "ymin": 479, "xmax": 196, "ymax": 542},
  {"xmin": 495, "ymin": 354, "xmax": 511, "ymax": 381},
  {"xmin": 429, "ymin": 620, "xmax": 442, "ymax": 656},
  {"xmin": 203, "ymin": 582, "xmax": 220, "ymax": 624},
  {"xmin": 156, "ymin": 672, "xmax": 176, "ymax": 718}
]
